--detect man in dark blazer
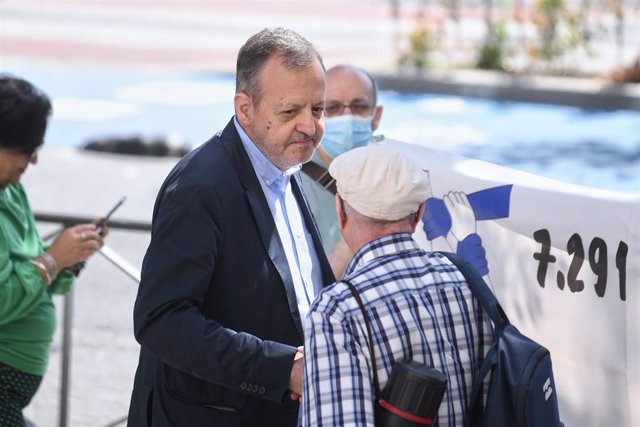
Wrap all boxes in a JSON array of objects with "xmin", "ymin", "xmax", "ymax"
[{"xmin": 127, "ymin": 28, "xmax": 334, "ymax": 427}]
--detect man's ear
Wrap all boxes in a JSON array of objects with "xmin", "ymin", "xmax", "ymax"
[
  {"xmin": 234, "ymin": 92, "xmax": 253, "ymax": 127},
  {"xmin": 371, "ymin": 105, "xmax": 384, "ymax": 131},
  {"xmin": 412, "ymin": 202, "xmax": 425, "ymax": 232}
]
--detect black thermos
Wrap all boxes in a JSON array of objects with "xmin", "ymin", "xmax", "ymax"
[{"xmin": 376, "ymin": 361, "xmax": 448, "ymax": 427}]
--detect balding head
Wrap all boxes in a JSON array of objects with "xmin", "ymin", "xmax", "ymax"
[{"xmin": 327, "ymin": 65, "xmax": 378, "ymax": 107}]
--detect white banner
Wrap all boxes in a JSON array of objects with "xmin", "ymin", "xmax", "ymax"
[{"xmin": 379, "ymin": 139, "xmax": 640, "ymax": 427}]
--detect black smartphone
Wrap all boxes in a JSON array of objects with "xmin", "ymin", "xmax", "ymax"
[{"xmin": 96, "ymin": 196, "xmax": 126, "ymax": 233}]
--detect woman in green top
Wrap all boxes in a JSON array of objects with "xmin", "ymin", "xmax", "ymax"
[{"xmin": 0, "ymin": 75, "xmax": 107, "ymax": 427}]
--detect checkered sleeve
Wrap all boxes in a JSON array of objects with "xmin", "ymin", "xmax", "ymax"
[{"xmin": 302, "ymin": 291, "xmax": 376, "ymax": 427}]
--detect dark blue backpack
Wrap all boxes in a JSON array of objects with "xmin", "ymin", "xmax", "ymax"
[{"xmin": 440, "ymin": 252, "xmax": 564, "ymax": 427}]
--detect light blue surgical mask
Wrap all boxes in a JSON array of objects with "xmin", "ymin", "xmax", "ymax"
[{"xmin": 321, "ymin": 114, "xmax": 374, "ymax": 158}]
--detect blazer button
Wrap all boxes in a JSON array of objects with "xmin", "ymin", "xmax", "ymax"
[
  {"xmin": 240, "ymin": 382, "xmax": 247, "ymax": 391},
  {"xmin": 259, "ymin": 386, "xmax": 266, "ymax": 395}
]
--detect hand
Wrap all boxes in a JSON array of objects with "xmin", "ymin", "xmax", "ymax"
[
  {"xmin": 457, "ymin": 233, "xmax": 489, "ymax": 276},
  {"xmin": 422, "ymin": 197, "xmax": 451, "ymax": 241},
  {"xmin": 288, "ymin": 346, "xmax": 304, "ymax": 401},
  {"xmin": 47, "ymin": 223, "xmax": 104, "ymax": 269},
  {"xmin": 444, "ymin": 191, "xmax": 476, "ymax": 241},
  {"xmin": 93, "ymin": 217, "xmax": 110, "ymax": 238}
]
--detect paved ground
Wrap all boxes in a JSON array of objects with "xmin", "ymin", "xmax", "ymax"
[
  {"xmin": 2, "ymin": 0, "xmax": 639, "ymax": 75},
  {"xmin": 3, "ymin": 1, "xmax": 639, "ymax": 426},
  {"xmin": 1, "ymin": 0, "xmax": 406, "ymax": 73}
]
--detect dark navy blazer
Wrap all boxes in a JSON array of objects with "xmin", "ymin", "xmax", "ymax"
[{"xmin": 127, "ymin": 119, "xmax": 334, "ymax": 427}]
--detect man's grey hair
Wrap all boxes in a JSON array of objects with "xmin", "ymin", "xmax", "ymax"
[
  {"xmin": 236, "ymin": 27, "xmax": 324, "ymax": 103},
  {"xmin": 342, "ymin": 198, "xmax": 416, "ymax": 228}
]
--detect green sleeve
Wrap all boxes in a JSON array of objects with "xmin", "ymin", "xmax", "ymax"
[
  {"xmin": 0, "ymin": 226, "xmax": 47, "ymax": 327},
  {"xmin": 48, "ymin": 271, "xmax": 74, "ymax": 295}
]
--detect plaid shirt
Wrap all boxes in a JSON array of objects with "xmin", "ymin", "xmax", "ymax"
[{"xmin": 302, "ymin": 233, "xmax": 493, "ymax": 426}]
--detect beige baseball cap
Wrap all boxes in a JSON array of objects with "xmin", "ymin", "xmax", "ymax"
[{"xmin": 328, "ymin": 146, "xmax": 430, "ymax": 221}]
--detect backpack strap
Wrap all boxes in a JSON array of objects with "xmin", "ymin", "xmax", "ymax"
[
  {"xmin": 439, "ymin": 251, "xmax": 507, "ymax": 427},
  {"xmin": 467, "ymin": 344, "xmax": 498, "ymax": 426},
  {"xmin": 439, "ymin": 252, "xmax": 509, "ymax": 333}
]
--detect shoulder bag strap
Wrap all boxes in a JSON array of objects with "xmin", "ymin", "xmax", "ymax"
[
  {"xmin": 342, "ymin": 280, "xmax": 382, "ymax": 399},
  {"xmin": 301, "ymin": 162, "xmax": 337, "ymax": 196}
]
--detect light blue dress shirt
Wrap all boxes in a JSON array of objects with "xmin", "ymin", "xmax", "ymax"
[{"xmin": 234, "ymin": 118, "xmax": 323, "ymax": 329}]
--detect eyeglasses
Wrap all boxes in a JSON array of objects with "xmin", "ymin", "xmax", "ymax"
[{"xmin": 325, "ymin": 101, "xmax": 373, "ymax": 117}]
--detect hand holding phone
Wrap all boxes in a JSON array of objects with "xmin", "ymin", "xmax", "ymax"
[{"xmin": 65, "ymin": 196, "xmax": 126, "ymax": 276}]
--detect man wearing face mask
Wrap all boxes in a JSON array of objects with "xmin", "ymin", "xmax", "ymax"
[{"xmin": 301, "ymin": 64, "xmax": 384, "ymax": 279}]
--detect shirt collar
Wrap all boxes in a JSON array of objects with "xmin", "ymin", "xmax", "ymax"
[
  {"xmin": 344, "ymin": 232, "xmax": 419, "ymax": 277},
  {"xmin": 234, "ymin": 117, "xmax": 301, "ymax": 193}
]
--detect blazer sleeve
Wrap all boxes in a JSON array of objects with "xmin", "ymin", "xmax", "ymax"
[{"xmin": 133, "ymin": 172, "xmax": 297, "ymax": 403}]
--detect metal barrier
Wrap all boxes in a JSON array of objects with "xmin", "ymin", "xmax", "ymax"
[
  {"xmin": 35, "ymin": 212, "xmax": 152, "ymax": 237},
  {"xmin": 34, "ymin": 212, "xmax": 151, "ymax": 427}
]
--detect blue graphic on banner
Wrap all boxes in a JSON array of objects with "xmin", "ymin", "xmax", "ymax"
[
  {"xmin": 458, "ymin": 233, "xmax": 489, "ymax": 276},
  {"xmin": 422, "ymin": 184, "xmax": 513, "ymax": 277},
  {"xmin": 422, "ymin": 185, "xmax": 513, "ymax": 240}
]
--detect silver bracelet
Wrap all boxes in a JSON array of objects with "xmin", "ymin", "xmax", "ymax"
[
  {"xmin": 30, "ymin": 259, "xmax": 52, "ymax": 285},
  {"xmin": 40, "ymin": 251, "xmax": 59, "ymax": 278}
]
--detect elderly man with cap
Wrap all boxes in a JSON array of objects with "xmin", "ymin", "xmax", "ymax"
[{"xmin": 300, "ymin": 146, "xmax": 493, "ymax": 426}]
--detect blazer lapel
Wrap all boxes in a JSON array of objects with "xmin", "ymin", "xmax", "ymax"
[{"xmin": 221, "ymin": 120, "xmax": 305, "ymax": 339}]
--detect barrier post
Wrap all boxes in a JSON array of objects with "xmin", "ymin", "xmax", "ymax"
[{"xmin": 59, "ymin": 288, "xmax": 74, "ymax": 427}]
